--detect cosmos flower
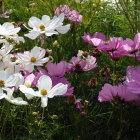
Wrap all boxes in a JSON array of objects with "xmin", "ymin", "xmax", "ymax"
[
  {"xmin": 18, "ymin": 46, "xmax": 49, "ymax": 71},
  {"xmin": 46, "ymin": 61, "xmax": 68, "ymax": 77},
  {"xmin": 0, "ymin": 68, "xmax": 24, "ymax": 99},
  {"xmin": 82, "ymin": 32, "xmax": 106, "ymax": 46},
  {"xmin": 0, "ymin": 22, "xmax": 24, "ymax": 43},
  {"xmin": 19, "ymin": 75, "xmax": 68, "ymax": 107},
  {"xmin": 125, "ymin": 66, "xmax": 140, "ymax": 94},
  {"xmin": 2, "ymin": 88, "xmax": 28, "ymax": 105},
  {"xmin": 98, "ymin": 37, "xmax": 129, "ymax": 60},
  {"xmin": 55, "ymin": 5, "xmax": 82, "ymax": 24},
  {"xmin": 123, "ymin": 33, "xmax": 140, "ymax": 54},
  {"xmin": 69, "ymin": 55, "xmax": 97, "ymax": 72},
  {"xmin": 98, "ymin": 84, "xmax": 139, "ymax": 103},
  {"xmin": 25, "ymin": 13, "xmax": 70, "ymax": 40}
]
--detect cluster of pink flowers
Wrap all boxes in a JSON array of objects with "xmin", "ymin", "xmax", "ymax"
[
  {"xmin": 82, "ymin": 31, "xmax": 140, "ymax": 105},
  {"xmin": 55, "ymin": 5, "xmax": 82, "ymax": 24},
  {"xmin": 82, "ymin": 32, "xmax": 140, "ymax": 60}
]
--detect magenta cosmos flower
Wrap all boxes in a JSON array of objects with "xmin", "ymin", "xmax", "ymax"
[{"xmin": 98, "ymin": 84, "xmax": 139, "ymax": 102}]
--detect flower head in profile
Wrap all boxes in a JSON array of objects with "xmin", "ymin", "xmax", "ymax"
[
  {"xmin": 125, "ymin": 66, "xmax": 140, "ymax": 94},
  {"xmin": 123, "ymin": 33, "xmax": 140, "ymax": 54},
  {"xmin": 82, "ymin": 32, "xmax": 106, "ymax": 46},
  {"xmin": 46, "ymin": 61, "xmax": 68, "ymax": 77},
  {"xmin": 0, "ymin": 68, "xmax": 24, "ymax": 100},
  {"xmin": 98, "ymin": 84, "xmax": 139, "ymax": 103},
  {"xmin": 25, "ymin": 13, "xmax": 70, "ymax": 40},
  {"xmin": 20, "ymin": 75, "xmax": 68, "ymax": 107},
  {"xmin": 2, "ymin": 88, "xmax": 28, "ymax": 105}
]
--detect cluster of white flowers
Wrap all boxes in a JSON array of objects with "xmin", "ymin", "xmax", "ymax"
[{"xmin": 0, "ymin": 13, "xmax": 70, "ymax": 107}]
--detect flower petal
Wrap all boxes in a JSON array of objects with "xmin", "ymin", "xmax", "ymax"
[
  {"xmin": 37, "ymin": 75, "xmax": 52, "ymax": 91},
  {"xmin": 41, "ymin": 96, "xmax": 48, "ymax": 107},
  {"xmin": 48, "ymin": 83, "xmax": 67, "ymax": 98}
]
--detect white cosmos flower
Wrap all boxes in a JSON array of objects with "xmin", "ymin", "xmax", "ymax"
[
  {"xmin": 3, "ymin": 54, "xmax": 21, "ymax": 66},
  {"xmin": 24, "ymin": 13, "xmax": 70, "ymax": 40},
  {"xmin": 3, "ymin": 88, "xmax": 28, "ymax": 105},
  {"xmin": 0, "ymin": 69, "xmax": 24, "ymax": 99},
  {"xmin": 0, "ymin": 43, "xmax": 13, "ymax": 61},
  {"xmin": 0, "ymin": 22, "xmax": 24, "ymax": 43},
  {"xmin": 19, "ymin": 75, "xmax": 68, "ymax": 107},
  {"xmin": 18, "ymin": 46, "xmax": 49, "ymax": 70}
]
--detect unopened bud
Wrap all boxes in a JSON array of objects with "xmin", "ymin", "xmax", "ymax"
[
  {"xmin": 45, "ymin": 49, "xmax": 52, "ymax": 57},
  {"xmin": 80, "ymin": 112, "xmax": 87, "ymax": 116},
  {"xmin": 88, "ymin": 77, "xmax": 97, "ymax": 87},
  {"xmin": 53, "ymin": 40, "xmax": 59, "ymax": 47},
  {"xmin": 29, "ymin": 3, "xmax": 37, "ymax": 8},
  {"xmin": 32, "ymin": 112, "xmax": 38, "ymax": 116},
  {"xmin": 51, "ymin": 115, "xmax": 58, "ymax": 120},
  {"xmin": 67, "ymin": 94, "xmax": 76, "ymax": 103}
]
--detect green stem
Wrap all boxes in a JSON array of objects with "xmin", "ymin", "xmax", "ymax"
[{"xmin": 41, "ymin": 108, "xmax": 45, "ymax": 120}]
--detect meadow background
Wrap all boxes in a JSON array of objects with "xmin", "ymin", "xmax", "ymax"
[{"xmin": 0, "ymin": 0, "xmax": 140, "ymax": 139}]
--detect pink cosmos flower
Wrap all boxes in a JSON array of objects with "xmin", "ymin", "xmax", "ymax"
[
  {"xmin": 68, "ymin": 10, "xmax": 82, "ymax": 24},
  {"xmin": 83, "ymin": 55, "xmax": 97, "ymax": 71},
  {"xmin": 123, "ymin": 33, "xmax": 140, "ymax": 54},
  {"xmin": 98, "ymin": 37, "xmax": 129, "ymax": 60},
  {"xmin": 98, "ymin": 84, "xmax": 139, "ymax": 102},
  {"xmin": 70, "ymin": 56, "xmax": 97, "ymax": 72},
  {"xmin": 70, "ymin": 56, "xmax": 86, "ymax": 72},
  {"xmin": 125, "ymin": 66, "xmax": 140, "ymax": 94},
  {"xmin": 55, "ymin": 5, "xmax": 71, "ymax": 18},
  {"xmin": 46, "ymin": 61, "xmax": 68, "ymax": 77},
  {"xmin": 54, "ymin": 5, "xmax": 82, "ymax": 24},
  {"xmin": 82, "ymin": 32, "xmax": 106, "ymax": 47}
]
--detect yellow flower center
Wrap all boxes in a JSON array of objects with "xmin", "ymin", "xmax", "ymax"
[
  {"xmin": 0, "ymin": 80, "xmax": 4, "ymax": 87},
  {"xmin": 39, "ymin": 24, "xmax": 45, "ymax": 31},
  {"xmin": 40, "ymin": 89, "xmax": 48, "ymax": 95},
  {"xmin": 30, "ymin": 57, "xmax": 36, "ymax": 62}
]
